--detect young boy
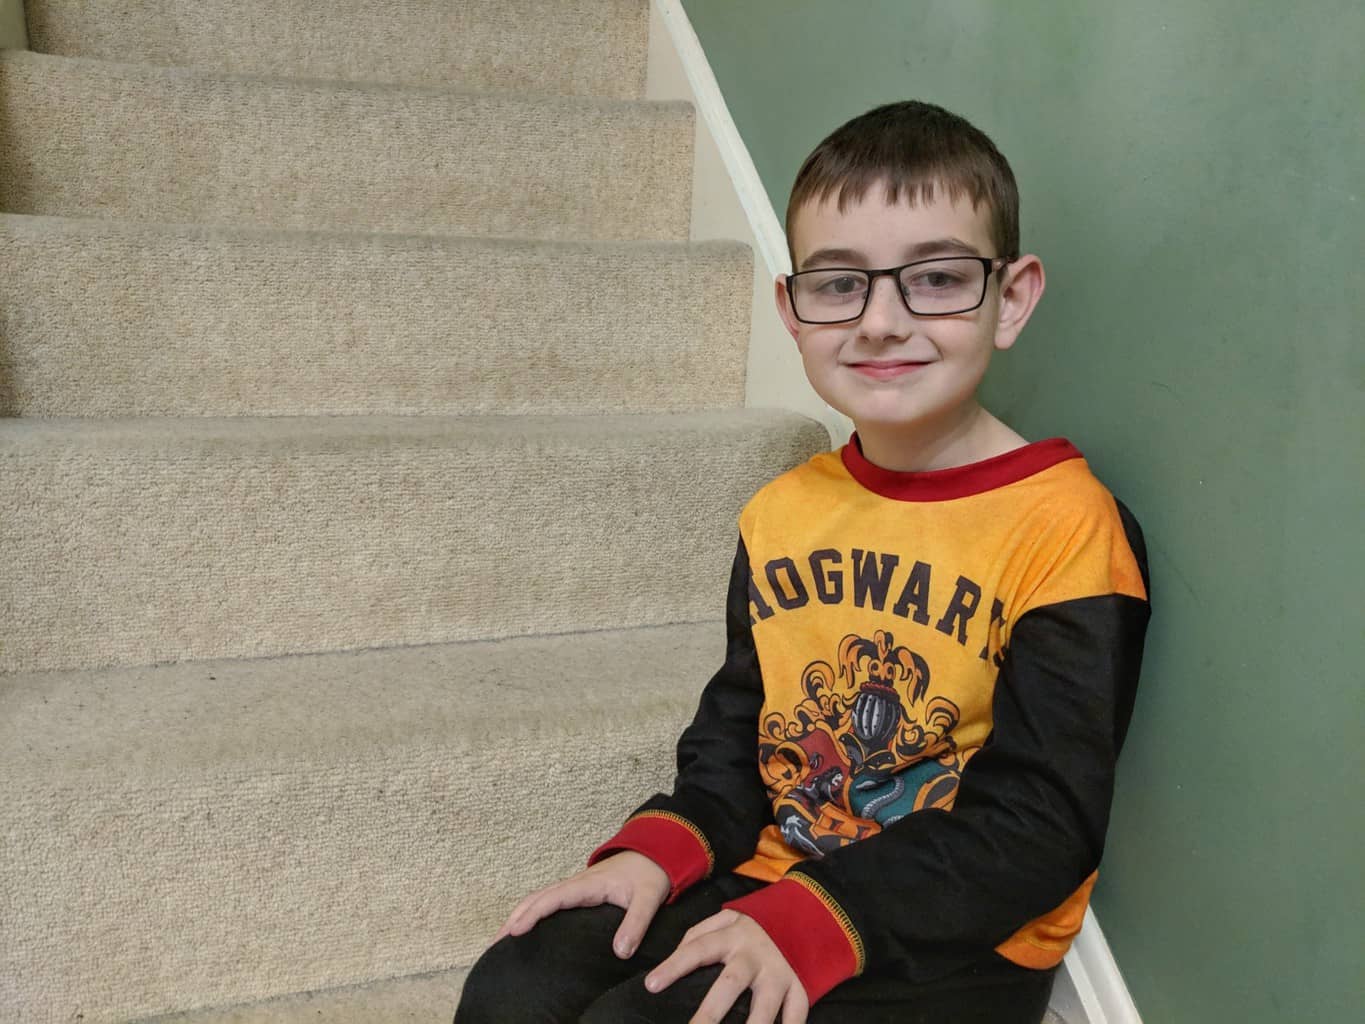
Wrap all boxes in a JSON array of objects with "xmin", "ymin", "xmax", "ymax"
[{"xmin": 455, "ymin": 100, "xmax": 1151, "ymax": 1024}]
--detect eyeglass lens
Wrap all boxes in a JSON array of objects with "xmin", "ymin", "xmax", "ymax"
[{"xmin": 791, "ymin": 258, "xmax": 988, "ymax": 322}]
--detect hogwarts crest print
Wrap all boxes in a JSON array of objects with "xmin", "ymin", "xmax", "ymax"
[{"xmin": 758, "ymin": 629, "xmax": 964, "ymax": 857}]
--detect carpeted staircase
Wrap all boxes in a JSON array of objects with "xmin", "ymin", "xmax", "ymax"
[{"xmin": 0, "ymin": 1, "xmax": 830, "ymax": 1020}]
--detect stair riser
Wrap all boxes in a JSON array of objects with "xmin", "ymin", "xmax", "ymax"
[
  {"xmin": 0, "ymin": 414, "xmax": 828, "ymax": 673},
  {"xmin": 0, "ymin": 53, "xmax": 693, "ymax": 241},
  {"xmin": 25, "ymin": 0, "xmax": 650, "ymax": 98},
  {"xmin": 0, "ymin": 218, "xmax": 751, "ymax": 416},
  {"xmin": 1, "ymin": 621, "xmax": 728, "ymax": 1019},
  {"xmin": 3, "ymin": 734, "xmax": 684, "ymax": 1023}
]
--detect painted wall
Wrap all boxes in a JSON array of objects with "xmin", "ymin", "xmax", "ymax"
[
  {"xmin": 681, "ymin": 2, "xmax": 1363, "ymax": 1021},
  {"xmin": 0, "ymin": 0, "xmax": 28, "ymax": 50}
]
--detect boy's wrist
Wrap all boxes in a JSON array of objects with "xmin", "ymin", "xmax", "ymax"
[
  {"xmin": 722, "ymin": 875, "xmax": 864, "ymax": 1005},
  {"xmin": 588, "ymin": 811, "xmax": 713, "ymax": 902}
]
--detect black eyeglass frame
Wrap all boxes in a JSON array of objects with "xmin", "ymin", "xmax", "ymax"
[{"xmin": 785, "ymin": 256, "xmax": 1015, "ymax": 324}]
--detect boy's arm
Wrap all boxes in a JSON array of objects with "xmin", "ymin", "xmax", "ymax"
[
  {"xmin": 588, "ymin": 536, "xmax": 772, "ymax": 901},
  {"xmin": 723, "ymin": 500, "xmax": 1152, "ymax": 1003}
]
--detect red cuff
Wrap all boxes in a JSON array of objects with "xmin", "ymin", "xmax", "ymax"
[
  {"xmin": 723, "ymin": 875, "xmax": 865, "ymax": 1005},
  {"xmin": 588, "ymin": 812, "xmax": 713, "ymax": 902}
]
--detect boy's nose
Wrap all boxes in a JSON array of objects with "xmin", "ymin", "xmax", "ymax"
[{"xmin": 858, "ymin": 275, "xmax": 913, "ymax": 338}]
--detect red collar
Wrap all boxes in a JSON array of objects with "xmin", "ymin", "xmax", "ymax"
[{"xmin": 840, "ymin": 434, "xmax": 1083, "ymax": 501}]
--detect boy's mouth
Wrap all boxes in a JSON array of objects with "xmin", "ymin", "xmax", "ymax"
[{"xmin": 846, "ymin": 359, "xmax": 930, "ymax": 380}]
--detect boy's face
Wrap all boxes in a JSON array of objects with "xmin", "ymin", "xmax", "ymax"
[{"xmin": 777, "ymin": 182, "xmax": 1038, "ymax": 440}]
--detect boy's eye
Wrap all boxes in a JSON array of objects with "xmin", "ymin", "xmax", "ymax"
[
  {"xmin": 904, "ymin": 269, "xmax": 969, "ymax": 290},
  {"xmin": 809, "ymin": 273, "xmax": 868, "ymax": 297}
]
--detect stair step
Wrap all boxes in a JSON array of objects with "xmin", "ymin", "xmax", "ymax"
[
  {"xmin": 0, "ymin": 214, "xmax": 751, "ymax": 416},
  {"xmin": 132, "ymin": 967, "xmax": 470, "ymax": 1024},
  {"xmin": 0, "ymin": 622, "xmax": 721, "ymax": 1022},
  {"xmin": 0, "ymin": 409, "xmax": 829, "ymax": 673},
  {"xmin": 0, "ymin": 52, "xmax": 692, "ymax": 241},
  {"xmin": 24, "ymin": 0, "xmax": 650, "ymax": 99}
]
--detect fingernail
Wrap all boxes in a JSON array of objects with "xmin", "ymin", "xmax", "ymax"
[
  {"xmin": 645, "ymin": 976, "xmax": 659, "ymax": 992},
  {"xmin": 615, "ymin": 939, "xmax": 632, "ymax": 957}
]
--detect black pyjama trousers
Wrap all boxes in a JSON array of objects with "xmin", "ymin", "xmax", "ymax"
[{"xmin": 454, "ymin": 874, "xmax": 1057, "ymax": 1023}]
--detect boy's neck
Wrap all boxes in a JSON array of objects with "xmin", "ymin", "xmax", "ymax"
[{"xmin": 852, "ymin": 403, "xmax": 1028, "ymax": 473}]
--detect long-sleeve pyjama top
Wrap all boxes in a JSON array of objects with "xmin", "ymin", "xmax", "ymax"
[{"xmin": 589, "ymin": 435, "xmax": 1152, "ymax": 1004}]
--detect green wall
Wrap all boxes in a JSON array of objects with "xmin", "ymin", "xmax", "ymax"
[
  {"xmin": 682, "ymin": 2, "xmax": 1363, "ymax": 1021},
  {"xmin": 0, "ymin": 0, "xmax": 28, "ymax": 50}
]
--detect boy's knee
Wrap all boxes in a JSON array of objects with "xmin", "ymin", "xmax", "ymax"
[
  {"xmin": 453, "ymin": 905, "xmax": 628, "ymax": 1023},
  {"xmin": 453, "ymin": 937, "xmax": 525, "ymax": 1022},
  {"xmin": 455, "ymin": 934, "xmax": 574, "ymax": 1022}
]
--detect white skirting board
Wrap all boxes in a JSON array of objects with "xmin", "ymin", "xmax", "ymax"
[
  {"xmin": 1050, "ymin": 908, "xmax": 1144, "ymax": 1023},
  {"xmin": 647, "ymin": 4, "xmax": 1144, "ymax": 1023},
  {"xmin": 647, "ymin": 0, "xmax": 851, "ymax": 447},
  {"xmin": 649, "ymin": 0, "xmax": 787, "ymax": 276}
]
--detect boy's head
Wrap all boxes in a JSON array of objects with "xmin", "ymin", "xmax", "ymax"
[
  {"xmin": 776, "ymin": 101, "xmax": 1045, "ymax": 467},
  {"xmin": 784, "ymin": 100, "xmax": 1019, "ymax": 267}
]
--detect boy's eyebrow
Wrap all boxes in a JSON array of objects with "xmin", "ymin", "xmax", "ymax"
[
  {"xmin": 798, "ymin": 237, "xmax": 983, "ymax": 270},
  {"xmin": 798, "ymin": 247, "xmax": 865, "ymax": 270},
  {"xmin": 906, "ymin": 237, "xmax": 983, "ymax": 259}
]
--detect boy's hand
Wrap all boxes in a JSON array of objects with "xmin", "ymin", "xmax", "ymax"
[
  {"xmin": 645, "ymin": 909, "xmax": 809, "ymax": 1024},
  {"xmin": 493, "ymin": 850, "xmax": 670, "ymax": 959}
]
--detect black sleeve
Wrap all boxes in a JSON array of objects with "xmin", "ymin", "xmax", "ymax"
[
  {"xmin": 629, "ymin": 536, "xmax": 775, "ymax": 873},
  {"xmin": 786, "ymin": 502, "xmax": 1152, "ymax": 981}
]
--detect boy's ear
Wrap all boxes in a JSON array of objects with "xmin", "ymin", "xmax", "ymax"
[
  {"xmin": 992, "ymin": 255, "xmax": 1045, "ymax": 352},
  {"xmin": 774, "ymin": 274, "xmax": 802, "ymax": 343}
]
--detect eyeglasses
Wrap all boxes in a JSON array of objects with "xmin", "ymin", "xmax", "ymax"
[{"xmin": 786, "ymin": 256, "xmax": 1012, "ymax": 324}]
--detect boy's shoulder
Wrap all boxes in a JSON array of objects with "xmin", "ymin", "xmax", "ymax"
[
  {"xmin": 999, "ymin": 448, "xmax": 1149, "ymax": 607},
  {"xmin": 739, "ymin": 445, "xmax": 846, "ymax": 524},
  {"xmin": 1014, "ymin": 445, "xmax": 1133, "ymax": 521}
]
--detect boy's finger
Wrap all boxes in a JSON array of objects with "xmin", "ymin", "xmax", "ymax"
[
  {"xmin": 646, "ymin": 931, "xmax": 725, "ymax": 992},
  {"xmin": 494, "ymin": 891, "xmax": 542, "ymax": 940},
  {"xmin": 687, "ymin": 960, "xmax": 756, "ymax": 1023},
  {"xmin": 680, "ymin": 909, "xmax": 734, "ymax": 946},
  {"xmin": 502, "ymin": 892, "xmax": 551, "ymax": 936},
  {"xmin": 743, "ymin": 981, "xmax": 785, "ymax": 1024},
  {"xmin": 780, "ymin": 983, "xmax": 809, "ymax": 1024},
  {"xmin": 504, "ymin": 881, "xmax": 591, "ymax": 937}
]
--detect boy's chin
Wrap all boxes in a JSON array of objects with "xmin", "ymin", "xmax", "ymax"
[
  {"xmin": 844, "ymin": 409, "xmax": 937, "ymax": 433},
  {"xmin": 841, "ymin": 392, "xmax": 982, "ymax": 433}
]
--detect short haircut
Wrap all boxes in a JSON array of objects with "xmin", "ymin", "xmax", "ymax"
[{"xmin": 786, "ymin": 101, "xmax": 1020, "ymax": 264}]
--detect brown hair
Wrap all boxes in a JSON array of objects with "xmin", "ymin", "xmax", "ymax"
[{"xmin": 786, "ymin": 101, "xmax": 1020, "ymax": 264}]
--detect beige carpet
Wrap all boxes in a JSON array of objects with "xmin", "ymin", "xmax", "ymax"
[
  {"xmin": 3, "ymin": 625, "xmax": 723, "ymax": 1019},
  {"xmin": 24, "ymin": 0, "xmax": 650, "ymax": 98},
  {"xmin": 0, "ymin": 2, "xmax": 1078, "ymax": 1022},
  {"xmin": 132, "ymin": 968, "xmax": 473, "ymax": 1024},
  {"xmin": 0, "ymin": 51, "xmax": 694, "ymax": 241},
  {"xmin": 0, "ymin": 2, "xmax": 835, "ymax": 1019},
  {"xmin": 1, "ymin": 410, "xmax": 825, "ymax": 674},
  {"xmin": 0, "ymin": 215, "xmax": 753, "ymax": 417}
]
